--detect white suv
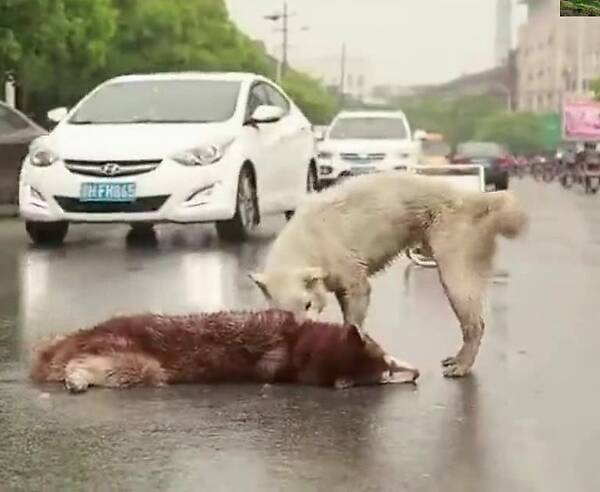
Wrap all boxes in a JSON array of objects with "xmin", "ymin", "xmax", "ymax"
[
  {"xmin": 19, "ymin": 72, "xmax": 318, "ymax": 245},
  {"xmin": 316, "ymin": 110, "xmax": 422, "ymax": 187}
]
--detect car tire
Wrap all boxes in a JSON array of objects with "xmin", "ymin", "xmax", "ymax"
[
  {"xmin": 25, "ymin": 221, "xmax": 69, "ymax": 246},
  {"xmin": 216, "ymin": 166, "xmax": 258, "ymax": 242},
  {"xmin": 129, "ymin": 223, "xmax": 155, "ymax": 235},
  {"xmin": 126, "ymin": 223, "xmax": 157, "ymax": 246},
  {"xmin": 285, "ymin": 163, "xmax": 318, "ymax": 221},
  {"xmin": 495, "ymin": 174, "xmax": 509, "ymax": 190}
]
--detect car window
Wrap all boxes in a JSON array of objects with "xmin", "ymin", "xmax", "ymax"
[
  {"xmin": 246, "ymin": 83, "xmax": 270, "ymax": 120},
  {"xmin": 329, "ymin": 117, "xmax": 408, "ymax": 140},
  {"xmin": 263, "ymin": 84, "xmax": 290, "ymax": 114},
  {"xmin": 0, "ymin": 105, "xmax": 30, "ymax": 134}
]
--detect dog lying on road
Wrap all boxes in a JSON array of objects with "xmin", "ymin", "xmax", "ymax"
[
  {"xmin": 30, "ymin": 309, "xmax": 419, "ymax": 393},
  {"xmin": 250, "ymin": 172, "xmax": 528, "ymax": 377}
]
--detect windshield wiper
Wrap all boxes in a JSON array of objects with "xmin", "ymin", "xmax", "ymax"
[
  {"xmin": 69, "ymin": 120, "xmax": 96, "ymax": 125},
  {"xmin": 127, "ymin": 118, "xmax": 213, "ymax": 124}
]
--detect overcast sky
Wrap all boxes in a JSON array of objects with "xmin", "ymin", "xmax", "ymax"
[{"xmin": 225, "ymin": 0, "xmax": 527, "ymax": 86}]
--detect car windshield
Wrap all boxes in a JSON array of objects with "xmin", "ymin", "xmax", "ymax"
[
  {"xmin": 328, "ymin": 117, "xmax": 407, "ymax": 139},
  {"xmin": 69, "ymin": 80, "xmax": 241, "ymax": 124},
  {"xmin": 457, "ymin": 142, "xmax": 505, "ymax": 157}
]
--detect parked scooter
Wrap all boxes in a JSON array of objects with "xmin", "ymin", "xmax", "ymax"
[{"xmin": 575, "ymin": 143, "xmax": 600, "ymax": 194}]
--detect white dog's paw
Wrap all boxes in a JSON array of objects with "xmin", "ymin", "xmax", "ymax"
[
  {"xmin": 441, "ymin": 356, "xmax": 457, "ymax": 367},
  {"xmin": 442, "ymin": 362, "xmax": 471, "ymax": 378}
]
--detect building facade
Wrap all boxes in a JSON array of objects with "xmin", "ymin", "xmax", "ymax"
[{"xmin": 517, "ymin": 0, "xmax": 600, "ymax": 113}]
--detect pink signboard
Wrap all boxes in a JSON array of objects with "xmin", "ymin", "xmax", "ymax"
[{"xmin": 562, "ymin": 100, "xmax": 600, "ymax": 141}]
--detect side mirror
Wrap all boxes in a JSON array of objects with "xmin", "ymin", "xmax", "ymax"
[
  {"xmin": 413, "ymin": 129, "xmax": 427, "ymax": 141},
  {"xmin": 250, "ymin": 105, "xmax": 284, "ymax": 124},
  {"xmin": 47, "ymin": 107, "xmax": 68, "ymax": 123}
]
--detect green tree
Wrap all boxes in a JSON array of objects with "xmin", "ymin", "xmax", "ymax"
[
  {"xmin": 282, "ymin": 70, "xmax": 337, "ymax": 124},
  {"xmin": 560, "ymin": 1, "xmax": 600, "ymax": 16},
  {"xmin": 397, "ymin": 94, "xmax": 503, "ymax": 148},
  {"xmin": 0, "ymin": 0, "xmax": 116, "ymax": 115},
  {"xmin": 475, "ymin": 111, "xmax": 545, "ymax": 154},
  {"xmin": 0, "ymin": 0, "xmax": 336, "ymax": 123}
]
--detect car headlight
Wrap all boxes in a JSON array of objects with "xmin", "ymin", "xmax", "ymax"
[
  {"xmin": 29, "ymin": 147, "xmax": 59, "ymax": 167},
  {"xmin": 318, "ymin": 151, "xmax": 333, "ymax": 159},
  {"xmin": 172, "ymin": 140, "xmax": 233, "ymax": 166}
]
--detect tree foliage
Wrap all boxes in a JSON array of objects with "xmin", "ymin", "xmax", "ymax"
[
  {"xmin": 392, "ymin": 94, "xmax": 548, "ymax": 153},
  {"xmin": 560, "ymin": 1, "xmax": 600, "ymax": 16},
  {"xmin": 475, "ymin": 112, "xmax": 546, "ymax": 155},
  {"xmin": 0, "ymin": 0, "xmax": 116, "ymax": 112},
  {"xmin": 0, "ymin": 0, "xmax": 335, "ymax": 122},
  {"xmin": 281, "ymin": 69, "xmax": 337, "ymax": 124},
  {"xmin": 397, "ymin": 95, "xmax": 504, "ymax": 148}
]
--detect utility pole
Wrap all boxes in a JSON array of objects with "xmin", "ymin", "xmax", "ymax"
[
  {"xmin": 576, "ymin": 16, "xmax": 584, "ymax": 96},
  {"xmin": 339, "ymin": 43, "xmax": 347, "ymax": 108},
  {"xmin": 264, "ymin": 2, "xmax": 292, "ymax": 83},
  {"xmin": 282, "ymin": 2, "xmax": 289, "ymax": 78}
]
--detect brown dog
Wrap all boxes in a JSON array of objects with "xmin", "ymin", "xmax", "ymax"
[{"xmin": 30, "ymin": 309, "xmax": 419, "ymax": 393}]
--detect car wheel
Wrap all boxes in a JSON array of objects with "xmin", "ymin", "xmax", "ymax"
[
  {"xmin": 130, "ymin": 223, "xmax": 154, "ymax": 233},
  {"xmin": 285, "ymin": 163, "xmax": 318, "ymax": 221},
  {"xmin": 25, "ymin": 221, "xmax": 69, "ymax": 246},
  {"xmin": 216, "ymin": 166, "xmax": 258, "ymax": 242},
  {"xmin": 126, "ymin": 223, "xmax": 157, "ymax": 245}
]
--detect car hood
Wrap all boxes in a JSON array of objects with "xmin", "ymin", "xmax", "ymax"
[
  {"xmin": 319, "ymin": 138, "xmax": 417, "ymax": 154},
  {"xmin": 49, "ymin": 122, "xmax": 238, "ymax": 161}
]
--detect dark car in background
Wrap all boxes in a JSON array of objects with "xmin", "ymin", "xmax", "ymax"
[
  {"xmin": 451, "ymin": 141, "xmax": 510, "ymax": 190},
  {"xmin": 0, "ymin": 102, "xmax": 46, "ymax": 204}
]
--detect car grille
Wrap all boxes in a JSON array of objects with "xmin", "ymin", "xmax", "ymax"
[
  {"xmin": 63, "ymin": 159, "xmax": 162, "ymax": 177},
  {"xmin": 54, "ymin": 195, "xmax": 169, "ymax": 213},
  {"xmin": 340, "ymin": 153, "xmax": 386, "ymax": 164}
]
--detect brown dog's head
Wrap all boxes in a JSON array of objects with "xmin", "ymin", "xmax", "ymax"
[{"xmin": 295, "ymin": 322, "xmax": 419, "ymax": 389}]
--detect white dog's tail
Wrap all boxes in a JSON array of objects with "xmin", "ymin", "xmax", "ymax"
[{"xmin": 479, "ymin": 191, "xmax": 528, "ymax": 239}]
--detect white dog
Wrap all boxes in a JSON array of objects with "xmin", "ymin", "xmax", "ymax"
[{"xmin": 249, "ymin": 171, "xmax": 527, "ymax": 377}]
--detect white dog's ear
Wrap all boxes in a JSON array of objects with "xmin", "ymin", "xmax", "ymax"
[
  {"xmin": 302, "ymin": 267, "xmax": 326, "ymax": 288},
  {"xmin": 248, "ymin": 272, "xmax": 270, "ymax": 297}
]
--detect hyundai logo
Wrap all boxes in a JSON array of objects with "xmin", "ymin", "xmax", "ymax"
[{"xmin": 101, "ymin": 163, "xmax": 121, "ymax": 176}]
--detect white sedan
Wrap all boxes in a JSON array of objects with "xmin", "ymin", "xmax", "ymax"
[{"xmin": 19, "ymin": 72, "xmax": 318, "ymax": 245}]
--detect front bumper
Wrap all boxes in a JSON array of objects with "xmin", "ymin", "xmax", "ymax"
[
  {"xmin": 19, "ymin": 157, "xmax": 239, "ymax": 224},
  {"xmin": 317, "ymin": 155, "xmax": 417, "ymax": 185}
]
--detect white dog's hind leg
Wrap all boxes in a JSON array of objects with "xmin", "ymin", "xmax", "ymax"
[{"xmin": 434, "ymin": 254, "xmax": 490, "ymax": 378}]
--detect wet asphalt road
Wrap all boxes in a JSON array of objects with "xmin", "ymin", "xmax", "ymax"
[{"xmin": 1, "ymin": 178, "xmax": 599, "ymax": 491}]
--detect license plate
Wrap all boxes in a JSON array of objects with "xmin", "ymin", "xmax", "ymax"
[
  {"xmin": 80, "ymin": 182, "xmax": 136, "ymax": 202},
  {"xmin": 351, "ymin": 166, "xmax": 376, "ymax": 175}
]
